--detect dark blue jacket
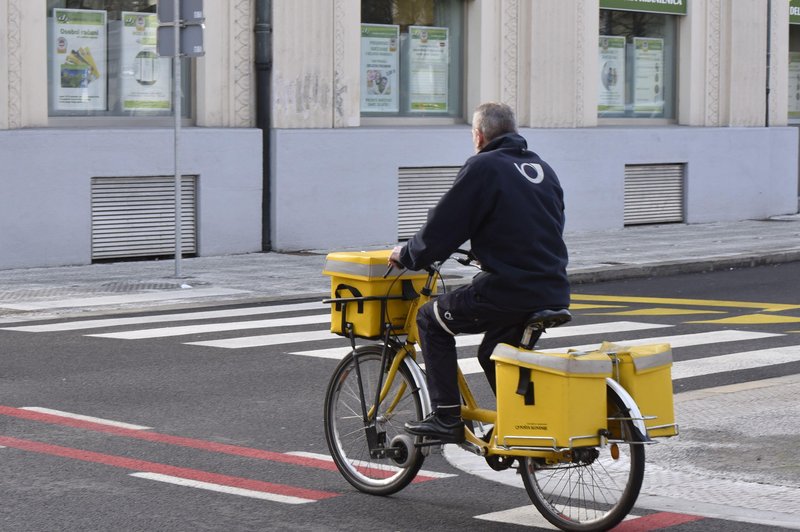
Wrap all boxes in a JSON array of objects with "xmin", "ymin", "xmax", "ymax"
[{"xmin": 398, "ymin": 133, "xmax": 570, "ymax": 312}]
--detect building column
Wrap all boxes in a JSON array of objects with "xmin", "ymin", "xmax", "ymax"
[
  {"xmin": 196, "ymin": 0, "xmax": 256, "ymax": 127},
  {"xmin": 685, "ymin": 0, "xmax": 788, "ymax": 127},
  {"xmin": 0, "ymin": 0, "xmax": 9, "ymax": 130},
  {"xmin": 523, "ymin": 0, "xmax": 598, "ymax": 128},
  {"xmin": 3, "ymin": 0, "xmax": 46, "ymax": 128}
]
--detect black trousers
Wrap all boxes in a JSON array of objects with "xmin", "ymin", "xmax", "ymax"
[{"xmin": 416, "ymin": 284, "xmax": 541, "ymax": 411}]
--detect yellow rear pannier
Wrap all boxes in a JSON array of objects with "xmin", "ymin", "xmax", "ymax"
[
  {"xmin": 322, "ymin": 250, "xmax": 429, "ymax": 339},
  {"xmin": 599, "ymin": 342, "xmax": 678, "ymax": 438},
  {"xmin": 490, "ymin": 344, "xmax": 612, "ymax": 452}
]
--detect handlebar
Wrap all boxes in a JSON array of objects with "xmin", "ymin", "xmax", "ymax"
[
  {"xmin": 453, "ymin": 248, "xmax": 476, "ymax": 267},
  {"xmin": 384, "ymin": 248, "xmax": 477, "ymax": 279}
]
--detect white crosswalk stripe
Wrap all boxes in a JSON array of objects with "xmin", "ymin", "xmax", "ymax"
[
  {"xmin": 0, "ymin": 302, "xmax": 324, "ymax": 333},
  {"xmin": 186, "ymin": 329, "xmax": 338, "ymax": 349},
  {"xmin": 671, "ymin": 345, "xmax": 800, "ymax": 380},
  {"xmin": 537, "ymin": 330, "xmax": 781, "ymax": 354},
  {"xmin": 455, "ymin": 330, "xmax": 783, "ymax": 376},
  {"xmin": 87, "ymin": 314, "xmax": 330, "ymax": 340},
  {"xmin": 3, "ymin": 303, "xmax": 797, "ymax": 384},
  {"xmin": 289, "ymin": 321, "xmax": 672, "ymax": 359}
]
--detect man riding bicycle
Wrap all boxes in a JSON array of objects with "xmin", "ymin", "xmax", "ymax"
[{"xmin": 388, "ymin": 102, "xmax": 570, "ymax": 443}]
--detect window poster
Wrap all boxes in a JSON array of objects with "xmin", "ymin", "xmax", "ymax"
[
  {"xmin": 409, "ymin": 26, "xmax": 449, "ymax": 113},
  {"xmin": 52, "ymin": 8, "xmax": 107, "ymax": 111},
  {"xmin": 789, "ymin": 52, "xmax": 800, "ymax": 120},
  {"xmin": 598, "ymin": 36, "xmax": 626, "ymax": 114},
  {"xmin": 361, "ymin": 24, "xmax": 400, "ymax": 113},
  {"xmin": 120, "ymin": 12, "xmax": 172, "ymax": 112},
  {"xmin": 633, "ymin": 37, "xmax": 664, "ymax": 115}
]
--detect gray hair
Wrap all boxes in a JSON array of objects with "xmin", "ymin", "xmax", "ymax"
[{"xmin": 473, "ymin": 102, "xmax": 517, "ymax": 143}]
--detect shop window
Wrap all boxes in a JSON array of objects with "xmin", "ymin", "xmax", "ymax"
[
  {"xmin": 598, "ymin": 9, "xmax": 678, "ymax": 119},
  {"xmin": 46, "ymin": 0, "xmax": 191, "ymax": 118},
  {"xmin": 360, "ymin": 0, "xmax": 464, "ymax": 118},
  {"xmin": 789, "ymin": 24, "xmax": 800, "ymax": 122}
]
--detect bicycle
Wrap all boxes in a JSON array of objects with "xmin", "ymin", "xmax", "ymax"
[{"xmin": 322, "ymin": 249, "xmax": 677, "ymax": 531}]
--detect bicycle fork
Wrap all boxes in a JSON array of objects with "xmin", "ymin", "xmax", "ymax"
[
  {"xmin": 350, "ymin": 273, "xmax": 437, "ymax": 460},
  {"xmin": 349, "ymin": 326, "xmax": 414, "ymax": 460}
]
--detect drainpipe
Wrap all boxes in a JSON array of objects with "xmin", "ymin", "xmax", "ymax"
[
  {"xmin": 766, "ymin": 0, "xmax": 772, "ymax": 127},
  {"xmin": 255, "ymin": 0, "xmax": 273, "ymax": 251}
]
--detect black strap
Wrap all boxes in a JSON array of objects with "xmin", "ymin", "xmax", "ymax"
[
  {"xmin": 334, "ymin": 284, "xmax": 364, "ymax": 336},
  {"xmin": 333, "ymin": 284, "xmax": 364, "ymax": 312},
  {"xmin": 516, "ymin": 366, "xmax": 535, "ymax": 405}
]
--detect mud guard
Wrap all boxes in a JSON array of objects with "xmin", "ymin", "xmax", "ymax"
[
  {"xmin": 606, "ymin": 377, "xmax": 651, "ymax": 442},
  {"xmin": 403, "ymin": 356, "xmax": 432, "ymax": 417}
]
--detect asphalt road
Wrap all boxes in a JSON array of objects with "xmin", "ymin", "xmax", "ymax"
[{"xmin": 1, "ymin": 263, "xmax": 799, "ymax": 531}]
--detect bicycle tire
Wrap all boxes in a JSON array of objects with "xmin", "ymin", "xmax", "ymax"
[
  {"xmin": 519, "ymin": 390, "xmax": 645, "ymax": 531},
  {"xmin": 323, "ymin": 344, "xmax": 425, "ymax": 495}
]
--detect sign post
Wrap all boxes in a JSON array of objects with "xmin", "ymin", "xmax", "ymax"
[{"xmin": 157, "ymin": 0, "xmax": 204, "ymax": 278}]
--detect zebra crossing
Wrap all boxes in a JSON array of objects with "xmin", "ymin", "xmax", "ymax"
[
  {"xmin": 3, "ymin": 295, "xmax": 800, "ymax": 528},
  {"xmin": 3, "ymin": 296, "xmax": 800, "ymax": 386}
]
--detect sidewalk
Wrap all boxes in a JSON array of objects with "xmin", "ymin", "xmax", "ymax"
[{"xmin": 0, "ymin": 215, "xmax": 799, "ymax": 319}]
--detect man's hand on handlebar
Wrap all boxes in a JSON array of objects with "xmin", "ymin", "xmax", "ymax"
[{"xmin": 388, "ymin": 245, "xmax": 404, "ymax": 269}]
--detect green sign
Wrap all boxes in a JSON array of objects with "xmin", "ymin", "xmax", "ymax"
[
  {"xmin": 791, "ymin": 0, "xmax": 800, "ymax": 25},
  {"xmin": 600, "ymin": 0, "xmax": 687, "ymax": 16}
]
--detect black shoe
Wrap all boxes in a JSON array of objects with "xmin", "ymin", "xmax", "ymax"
[{"xmin": 405, "ymin": 413, "xmax": 465, "ymax": 443}]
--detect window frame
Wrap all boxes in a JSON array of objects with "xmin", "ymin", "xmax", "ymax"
[
  {"xmin": 597, "ymin": 7, "xmax": 681, "ymax": 126},
  {"xmin": 45, "ymin": 0, "xmax": 194, "ymax": 124},
  {"xmin": 359, "ymin": 0, "xmax": 467, "ymax": 124}
]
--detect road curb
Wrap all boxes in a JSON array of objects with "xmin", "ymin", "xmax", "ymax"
[{"xmin": 568, "ymin": 250, "xmax": 800, "ymax": 284}]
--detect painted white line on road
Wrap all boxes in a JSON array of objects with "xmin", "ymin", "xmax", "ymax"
[
  {"xmin": 0, "ymin": 302, "xmax": 324, "ymax": 332},
  {"xmin": 671, "ymin": 344, "xmax": 800, "ymax": 380},
  {"xmin": 289, "ymin": 346, "xmax": 353, "ymax": 360},
  {"xmin": 0, "ymin": 288, "xmax": 250, "ymax": 311},
  {"xmin": 474, "ymin": 504, "xmax": 640, "ymax": 529},
  {"xmin": 538, "ymin": 329, "xmax": 782, "ymax": 354},
  {"xmin": 289, "ymin": 322, "xmax": 671, "ymax": 361},
  {"xmin": 20, "ymin": 407, "xmax": 152, "ymax": 430},
  {"xmin": 129, "ymin": 472, "xmax": 316, "ymax": 504},
  {"xmin": 286, "ymin": 451, "xmax": 457, "ymax": 478},
  {"xmin": 454, "ymin": 321, "xmax": 671, "ymax": 348},
  {"xmin": 455, "ymin": 330, "xmax": 783, "ymax": 376},
  {"xmin": 88, "ymin": 314, "xmax": 330, "ymax": 339},
  {"xmin": 186, "ymin": 329, "xmax": 338, "ymax": 349}
]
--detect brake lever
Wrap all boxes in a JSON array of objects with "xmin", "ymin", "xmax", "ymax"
[{"xmin": 454, "ymin": 248, "xmax": 476, "ymax": 266}]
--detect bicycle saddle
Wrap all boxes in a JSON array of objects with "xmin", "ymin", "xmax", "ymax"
[{"xmin": 519, "ymin": 308, "xmax": 572, "ymax": 349}]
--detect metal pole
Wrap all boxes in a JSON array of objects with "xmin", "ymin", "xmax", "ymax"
[
  {"xmin": 173, "ymin": 0, "xmax": 183, "ymax": 278},
  {"xmin": 255, "ymin": 0, "xmax": 272, "ymax": 251},
  {"xmin": 765, "ymin": 0, "xmax": 772, "ymax": 127}
]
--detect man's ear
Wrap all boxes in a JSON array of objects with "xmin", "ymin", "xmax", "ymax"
[{"xmin": 473, "ymin": 128, "xmax": 485, "ymax": 151}]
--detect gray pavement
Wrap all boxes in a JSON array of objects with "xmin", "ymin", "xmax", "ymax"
[
  {"xmin": 0, "ymin": 214, "xmax": 799, "ymax": 319},
  {"xmin": 1, "ymin": 215, "xmax": 800, "ymax": 526}
]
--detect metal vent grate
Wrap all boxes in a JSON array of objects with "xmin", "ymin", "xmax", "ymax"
[
  {"xmin": 624, "ymin": 164, "xmax": 685, "ymax": 226},
  {"xmin": 91, "ymin": 176, "xmax": 197, "ymax": 260},
  {"xmin": 398, "ymin": 166, "xmax": 459, "ymax": 240}
]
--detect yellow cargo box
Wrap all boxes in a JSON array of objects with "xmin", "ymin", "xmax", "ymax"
[
  {"xmin": 490, "ymin": 344, "xmax": 612, "ymax": 452},
  {"xmin": 322, "ymin": 250, "xmax": 429, "ymax": 339},
  {"xmin": 600, "ymin": 342, "xmax": 677, "ymax": 438}
]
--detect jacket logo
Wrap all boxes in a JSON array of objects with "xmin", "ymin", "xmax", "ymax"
[{"xmin": 514, "ymin": 163, "xmax": 544, "ymax": 184}]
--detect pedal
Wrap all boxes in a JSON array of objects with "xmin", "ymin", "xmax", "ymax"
[
  {"xmin": 457, "ymin": 440, "xmax": 485, "ymax": 456},
  {"xmin": 414, "ymin": 439, "xmax": 446, "ymax": 448}
]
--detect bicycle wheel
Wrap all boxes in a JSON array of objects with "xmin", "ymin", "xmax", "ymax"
[
  {"xmin": 519, "ymin": 391, "xmax": 645, "ymax": 531},
  {"xmin": 323, "ymin": 344, "xmax": 425, "ymax": 495}
]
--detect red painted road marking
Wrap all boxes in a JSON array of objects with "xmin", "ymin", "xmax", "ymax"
[
  {"xmin": 0, "ymin": 405, "xmax": 443, "ymax": 482},
  {"xmin": 0, "ymin": 436, "xmax": 338, "ymax": 502},
  {"xmin": 615, "ymin": 511, "xmax": 705, "ymax": 531}
]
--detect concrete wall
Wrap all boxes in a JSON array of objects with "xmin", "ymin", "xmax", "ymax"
[
  {"xmin": 0, "ymin": 128, "xmax": 262, "ymax": 269},
  {"xmin": 271, "ymin": 125, "xmax": 799, "ymax": 251}
]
